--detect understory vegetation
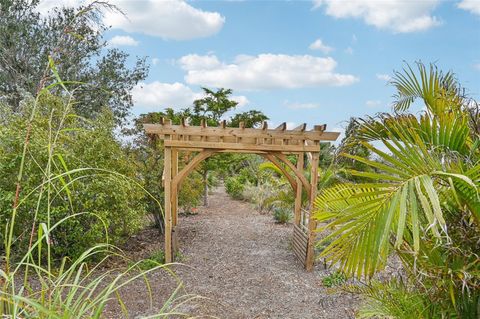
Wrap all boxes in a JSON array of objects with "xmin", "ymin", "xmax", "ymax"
[
  {"xmin": 315, "ymin": 64, "xmax": 480, "ymax": 318},
  {"xmin": 1, "ymin": 1, "xmax": 478, "ymax": 318}
]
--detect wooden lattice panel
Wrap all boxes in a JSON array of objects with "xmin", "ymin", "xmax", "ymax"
[{"xmin": 293, "ymin": 224, "xmax": 309, "ymax": 265}]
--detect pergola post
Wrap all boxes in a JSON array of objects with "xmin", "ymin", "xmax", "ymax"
[
  {"xmin": 294, "ymin": 153, "xmax": 304, "ymax": 225},
  {"xmin": 164, "ymin": 146, "xmax": 173, "ymax": 263},
  {"xmin": 305, "ymin": 151, "xmax": 319, "ymax": 271},
  {"xmin": 171, "ymin": 148, "xmax": 179, "ymax": 254}
]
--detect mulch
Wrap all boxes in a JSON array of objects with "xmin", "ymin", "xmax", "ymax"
[{"xmin": 104, "ymin": 187, "xmax": 359, "ymax": 318}]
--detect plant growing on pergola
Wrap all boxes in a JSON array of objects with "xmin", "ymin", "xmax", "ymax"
[{"xmin": 144, "ymin": 119, "xmax": 339, "ymax": 270}]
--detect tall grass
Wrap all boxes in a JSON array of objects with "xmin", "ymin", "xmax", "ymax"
[{"xmin": 0, "ymin": 57, "xmax": 195, "ymax": 317}]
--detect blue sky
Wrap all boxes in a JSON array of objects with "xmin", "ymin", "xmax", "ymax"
[{"xmin": 44, "ymin": 0, "xmax": 480, "ymax": 135}]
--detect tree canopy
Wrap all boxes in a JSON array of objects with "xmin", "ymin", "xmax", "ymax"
[{"xmin": 0, "ymin": 0, "xmax": 148, "ymax": 124}]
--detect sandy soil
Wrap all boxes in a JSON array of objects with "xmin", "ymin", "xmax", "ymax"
[{"xmin": 107, "ymin": 187, "xmax": 359, "ymax": 318}]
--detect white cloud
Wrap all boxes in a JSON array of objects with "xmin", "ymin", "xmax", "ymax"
[
  {"xmin": 178, "ymin": 53, "xmax": 358, "ymax": 90},
  {"xmin": 284, "ymin": 101, "xmax": 321, "ymax": 109},
  {"xmin": 309, "ymin": 39, "xmax": 334, "ymax": 54},
  {"xmin": 104, "ymin": 0, "xmax": 225, "ymax": 40},
  {"xmin": 35, "ymin": 0, "xmax": 81, "ymax": 15},
  {"xmin": 313, "ymin": 0, "xmax": 441, "ymax": 33},
  {"xmin": 132, "ymin": 81, "xmax": 249, "ymax": 110},
  {"xmin": 132, "ymin": 82, "xmax": 203, "ymax": 109},
  {"xmin": 366, "ymin": 100, "xmax": 382, "ymax": 108},
  {"xmin": 152, "ymin": 58, "xmax": 160, "ymax": 66},
  {"xmin": 474, "ymin": 63, "xmax": 480, "ymax": 71},
  {"xmin": 108, "ymin": 35, "xmax": 139, "ymax": 47},
  {"xmin": 376, "ymin": 73, "xmax": 391, "ymax": 81},
  {"xmin": 458, "ymin": 0, "xmax": 480, "ymax": 15},
  {"xmin": 344, "ymin": 47, "xmax": 354, "ymax": 55},
  {"xmin": 231, "ymin": 95, "xmax": 250, "ymax": 107}
]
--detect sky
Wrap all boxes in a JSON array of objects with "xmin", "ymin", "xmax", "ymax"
[{"xmin": 40, "ymin": 0, "xmax": 480, "ymax": 136}]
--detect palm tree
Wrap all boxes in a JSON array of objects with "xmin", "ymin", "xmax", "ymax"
[{"xmin": 314, "ymin": 63, "xmax": 479, "ymax": 317}]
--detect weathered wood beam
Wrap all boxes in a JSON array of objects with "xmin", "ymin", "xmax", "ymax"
[
  {"xmin": 164, "ymin": 140, "xmax": 321, "ymax": 152},
  {"xmin": 262, "ymin": 154, "xmax": 297, "ymax": 194},
  {"xmin": 306, "ymin": 151, "xmax": 320, "ymax": 271},
  {"xmin": 275, "ymin": 122, "xmax": 287, "ymax": 131},
  {"xmin": 164, "ymin": 147, "xmax": 172, "ymax": 263},
  {"xmin": 313, "ymin": 124, "xmax": 326, "ymax": 131},
  {"xmin": 293, "ymin": 123, "xmax": 307, "ymax": 132},
  {"xmin": 144, "ymin": 124, "xmax": 340, "ymax": 141},
  {"xmin": 294, "ymin": 153, "xmax": 304, "ymax": 225},
  {"xmin": 172, "ymin": 150, "xmax": 217, "ymax": 192},
  {"xmin": 262, "ymin": 121, "xmax": 268, "ymax": 130},
  {"xmin": 274, "ymin": 153, "xmax": 311, "ymax": 198}
]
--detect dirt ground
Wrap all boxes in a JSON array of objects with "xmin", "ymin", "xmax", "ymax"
[{"xmin": 106, "ymin": 187, "xmax": 359, "ymax": 318}]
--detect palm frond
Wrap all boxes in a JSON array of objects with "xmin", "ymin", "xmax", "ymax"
[{"xmin": 391, "ymin": 62, "xmax": 461, "ymax": 114}]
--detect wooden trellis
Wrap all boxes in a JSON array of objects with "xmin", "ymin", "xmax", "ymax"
[{"xmin": 144, "ymin": 119, "xmax": 340, "ymax": 271}]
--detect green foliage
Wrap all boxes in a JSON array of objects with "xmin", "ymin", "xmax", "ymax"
[
  {"xmin": 353, "ymin": 279, "xmax": 433, "ymax": 318},
  {"xmin": 178, "ymin": 171, "xmax": 203, "ymax": 213},
  {"xmin": 0, "ymin": 1, "xmax": 148, "ymax": 123},
  {"xmin": 0, "ymin": 78, "xmax": 190, "ymax": 318},
  {"xmin": 322, "ymin": 271, "xmax": 346, "ymax": 288},
  {"xmin": 133, "ymin": 250, "xmax": 166, "ymax": 270},
  {"xmin": 336, "ymin": 117, "xmax": 372, "ymax": 181},
  {"xmin": 125, "ymin": 112, "xmax": 166, "ymax": 230},
  {"xmin": 230, "ymin": 110, "xmax": 268, "ymax": 128},
  {"xmin": 273, "ymin": 207, "xmax": 292, "ymax": 224},
  {"xmin": 0, "ymin": 93, "xmax": 146, "ymax": 259},
  {"xmin": 224, "ymin": 176, "xmax": 245, "ymax": 200},
  {"xmin": 130, "ymin": 90, "xmax": 269, "ymax": 207},
  {"xmin": 314, "ymin": 62, "xmax": 480, "ymax": 317}
]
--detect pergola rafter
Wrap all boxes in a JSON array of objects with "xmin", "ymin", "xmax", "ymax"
[{"xmin": 144, "ymin": 119, "xmax": 340, "ymax": 271}]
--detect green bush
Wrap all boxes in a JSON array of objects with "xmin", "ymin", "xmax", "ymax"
[
  {"xmin": 0, "ymin": 94, "xmax": 146, "ymax": 259},
  {"xmin": 179, "ymin": 171, "xmax": 203, "ymax": 213},
  {"xmin": 273, "ymin": 207, "xmax": 292, "ymax": 224},
  {"xmin": 1, "ymin": 92, "xmax": 186, "ymax": 318},
  {"xmin": 224, "ymin": 176, "xmax": 245, "ymax": 199},
  {"xmin": 132, "ymin": 250, "xmax": 165, "ymax": 270},
  {"xmin": 322, "ymin": 271, "xmax": 346, "ymax": 288}
]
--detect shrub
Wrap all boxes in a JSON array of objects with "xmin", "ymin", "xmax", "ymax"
[
  {"xmin": 224, "ymin": 176, "xmax": 245, "ymax": 199},
  {"xmin": 133, "ymin": 250, "xmax": 165, "ymax": 270},
  {"xmin": 322, "ymin": 271, "xmax": 347, "ymax": 288},
  {"xmin": 243, "ymin": 183, "xmax": 275, "ymax": 213},
  {"xmin": 273, "ymin": 207, "xmax": 292, "ymax": 224},
  {"xmin": 0, "ymin": 94, "xmax": 146, "ymax": 259},
  {"xmin": 179, "ymin": 171, "xmax": 203, "ymax": 213},
  {"xmin": 1, "ymin": 87, "xmax": 190, "ymax": 318}
]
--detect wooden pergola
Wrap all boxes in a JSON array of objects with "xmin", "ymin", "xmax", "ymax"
[{"xmin": 144, "ymin": 119, "xmax": 340, "ymax": 271}]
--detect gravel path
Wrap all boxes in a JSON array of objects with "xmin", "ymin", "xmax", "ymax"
[{"xmin": 109, "ymin": 187, "xmax": 359, "ymax": 318}]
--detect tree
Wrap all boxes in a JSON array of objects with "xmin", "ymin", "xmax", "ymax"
[
  {"xmin": 336, "ymin": 117, "xmax": 372, "ymax": 180},
  {"xmin": 130, "ymin": 88, "xmax": 269, "ymax": 210},
  {"xmin": 230, "ymin": 110, "xmax": 268, "ymax": 128},
  {"xmin": 190, "ymin": 88, "xmax": 267, "ymax": 206},
  {"xmin": 190, "ymin": 88, "xmax": 238, "ymax": 126},
  {"xmin": 0, "ymin": 0, "xmax": 148, "ymax": 124},
  {"xmin": 314, "ymin": 63, "xmax": 479, "ymax": 317}
]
